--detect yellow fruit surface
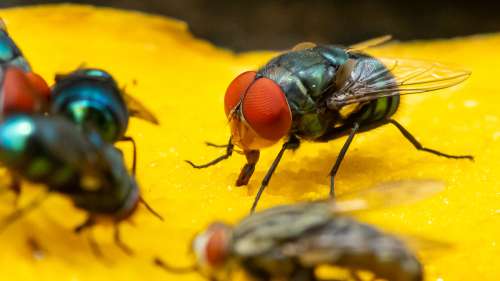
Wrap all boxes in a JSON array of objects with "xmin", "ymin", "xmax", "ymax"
[{"xmin": 0, "ymin": 4, "xmax": 498, "ymax": 281}]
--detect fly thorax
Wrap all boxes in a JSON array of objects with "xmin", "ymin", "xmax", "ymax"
[
  {"xmin": 52, "ymin": 71, "xmax": 129, "ymax": 142},
  {"xmin": 52, "ymin": 90, "xmax": 128, "ymax": 142}
]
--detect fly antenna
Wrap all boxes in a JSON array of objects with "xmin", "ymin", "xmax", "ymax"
[
  {"xmin": 154, "ymin": 257, "xmax": 198, "ymax": 274},
  {"xmin": 139, "ymin": 196, "xmax": 164, "ymax": 221}
]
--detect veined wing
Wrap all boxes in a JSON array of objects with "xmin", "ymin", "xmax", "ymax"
[
  {"xmin": 330, "ymin": 179, "xmax": 445, "ymax": 214},
  {"xmin": 347, "ymin": 35, "xmax": 393, "ymax": 52},
  {"xmin": 327, "ymin": 56, "xmax": 471, "ymax": 109}
]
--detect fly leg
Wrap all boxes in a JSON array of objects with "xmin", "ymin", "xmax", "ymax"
[
  {"xmin": 387, "ymin": 119, "xmax": 474, "ymax": 161},
  {"xmin": 329, "ymin": 122, "xmax": 360, "ymax": 198},
  {"xmin": 87, "ymin": 231, "xmax": 104, "ymax": 257},
  {"xmin": 74, "ymin": 216, "xmax": 96, "ymax": 233},
  {"xmin": 250, "ymin": 136, "xmax": 300, "ymax": 213},
  {"xmin": 74, "ymin": 216, "xmax": 103, "ymax": 257},
  {"xmin": 205, "ymin": 142, "xmax": 244, "ymax": 154},
  {"xmin": 27, "ymin": 236, "xmax": 45, "ymax": 260},
  {"xmin": 348, "ymin": 270, "xmax": 363, "ymax": 281},
  {"xmin": 119, "ymin": 136, "xmax": 137, "ymax": 176},
  {"xmin": 205, "ymin": 142, "xmax": 230, "ymax": 148},
  {"xmin": 0, "ymin": 193, "xmax": 50, "ymax": 233},
  {"xmin": 236, "ymin": 150, "xmax": 260, "ymax": 186},
  {"xmin": 9, "ymin": 175, "xmax": 21, "ymax": 206},
  {"xmin": 114, "ymin": 224, "xmax": 133, "ymax": 256},
  {"xmin": 139, "ymin": 196, "xmax": 164, "ymax": 221},
  {"xmin": 290, "ymin": 268, "xmax": 317, "ymax": 281},
  {"xmin": 186, "ymin": 137, "xmax": 234, "ymax": 168}
]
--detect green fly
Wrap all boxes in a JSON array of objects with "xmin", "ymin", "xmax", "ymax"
[
  {"xmin": 187, "ymin": 36, "xmax": 473, "ymax": 212},
  {"xmin": 51, "ymin": 68, "xmax": 159, "ymax": 174},
  {"xmin": 0, "ymin": 114, "xmax": 162, "ymax": 255}
]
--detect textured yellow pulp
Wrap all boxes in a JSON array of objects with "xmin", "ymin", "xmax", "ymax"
[{"xmin": 0, "ymin": 4, "xmax": 498, "ymax": 281}]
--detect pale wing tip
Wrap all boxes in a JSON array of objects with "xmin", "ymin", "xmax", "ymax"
[
  {"xmin": 135, "ymin": 112, "xmax": 160, "ymax": 125},
  {"xmin": 385, "ymin": 179, "xmax": 445, "ymax": 194}
]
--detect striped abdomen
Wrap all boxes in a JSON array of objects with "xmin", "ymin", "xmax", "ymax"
[
  {"xmin": 295, "ymin": 217, "xmax": 423, "ymax": 281},
  {"xmin": 353, "ymin": 95, "xmax": 400, "ymax": 128}
]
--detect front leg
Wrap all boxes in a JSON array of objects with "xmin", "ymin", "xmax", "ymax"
[
  {"xmin": 73, "ymin": 216, "xmax": 103, "ymax": 257},
  {"xmin": 236, "ymin": 150, "xmax": 260, "ymax": 186},
  {"xmin": 114, "ymin": 224, "xmax": 134, "ymax": 256},
  {"xmin": 119, "ymin": 136, "xmax": 137, "ymax": 176},
  {"xmin": 329, "ymin": 122, "xmax": 360, "ymax": 197},
  {"xmin": 250, "ymin": 136, "xmax": 300, "ymax": 213}
]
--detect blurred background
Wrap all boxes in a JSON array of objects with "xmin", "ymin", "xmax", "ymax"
[{"xmin": 1, "ymin": 0, "xmax": 499, "ymax": 51}]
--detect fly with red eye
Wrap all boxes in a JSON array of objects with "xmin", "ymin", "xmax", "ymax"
[
  {"xmin": 187, "ymin": 36, "xmax": 473, "ymax": 213},
  {"xmin": 0, "ymin": 19, "xmax": 51, "ymax": 116},
  {"xmin": 153, "ymin": 180, "xmax": 446, "ymax": 281},
  {"xmin": 186, "ymin": 70, "xmax": 293, "ymax": 185},
  {"xmin": 0, "ymin": 66, "xmax": 51, "ymax": 115}
]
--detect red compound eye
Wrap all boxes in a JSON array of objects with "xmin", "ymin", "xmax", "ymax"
[
  {"xmin": 25, "ymin": 72, "xmax": 51, "ymax": 102},
  {"xmin": 1, "ymin": 67, "xmax": 43, "ymax": 114},
  {"xmin": 224, "ymin": 71, "xmax": 257, "ymax": 116},
  {"xmin": 205, "ymin": 226, "xmax": 229, "ymax": 267},
  {"xmin": 241, "ymin": 77, "xmax": 292, "ymax": 141}
]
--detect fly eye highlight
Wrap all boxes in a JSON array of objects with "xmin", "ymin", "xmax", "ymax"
[
  {"xmin": 241, "ymin": 78, "xmax": 292, "ymax": 141},
  {"xmin": 224, "ymin": 71, "xmax": 257, "ymax": 116}
]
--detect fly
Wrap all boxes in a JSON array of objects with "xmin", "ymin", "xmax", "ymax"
[
  {"xmin": 187, "ymin": 36, "xmax": 473, "ymax": 212},
  {"xmin": 155, "ymin": 179, "xmax": 445, "ymax": 281}
]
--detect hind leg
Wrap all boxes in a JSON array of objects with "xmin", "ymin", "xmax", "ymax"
[
  {"xmin": 73, "ymin": 217, "xmax": 103, "ymax": 257},
  {"xmin": 387, "ymin": 119, "xmax": 473, "ymax": 160}
]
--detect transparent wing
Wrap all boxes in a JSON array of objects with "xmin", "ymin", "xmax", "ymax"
[
  {"xmin": 123, "ymin": 92, "xmax": 159, "ymax": 125},
  {"xmin": 280, "ymin": 223, "xmax": 452, "ymax": 266},
  {"xmin": 347, "ymin": 35, "xmax": 392, "ymax": 52},
  {"xmin": 291, "ymin": 42, "xmax": 317, "ymax": 51},
  {"xmin": 328, "ymin": 57, "xmax": 471, "ymax": 108},
  {"xmin": 330, "ymin": 179, "xmax": 445, "ymax": 214},
  {"xmin": 400, "ymin": 234, "xmax": 453, "ymax": 261}
]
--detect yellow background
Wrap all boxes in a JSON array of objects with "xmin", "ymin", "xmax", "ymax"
[{"xmin": 0, "ymin": 4, "xmax": 498, "ymax": 281}]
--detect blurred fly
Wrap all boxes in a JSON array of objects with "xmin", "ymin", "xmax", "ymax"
[
  {"xmin": 155, "ymin": 179, "xmax": 445, "ymax": 281},
  {"xmin": 187, "ymin": 36, "xmax": 472, "ymax": 212},
  {"xmin": 51, "ymin": 68, "xmax": 159, "ymax": 173},
  {"xmin": 0, "ymin": 114, "xmax": 163, "ymax": 255},
  {"xmin": 0, "ymin": 19, "xmax": 50, "ymax": 115}
]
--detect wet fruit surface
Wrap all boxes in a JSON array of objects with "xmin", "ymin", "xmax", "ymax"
[{"xmin": 0, "ymin": 4, "xmax": 498, "ymax": 281}]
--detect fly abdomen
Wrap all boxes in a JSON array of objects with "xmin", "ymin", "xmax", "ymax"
[
  {"xmin": 353, "ymin": 95, "xmax": 400, "ymax": 127},
  {"xmin": 316, "ymin": 218, "xmax": 422, "ymax": 281}
]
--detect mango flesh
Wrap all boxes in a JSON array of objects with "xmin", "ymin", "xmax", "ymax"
[{"xmin": 0, "ymin": 4, "xmax": 498, "ymax": 281}]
